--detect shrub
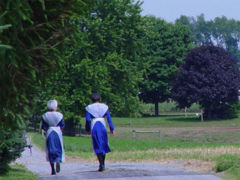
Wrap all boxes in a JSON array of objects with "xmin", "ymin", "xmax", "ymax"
[
  {"xmin": 215, "ymin": 154, "xmax": 240, "ymax": 172},
  {"xmin": 0, "ymin": 129, "xmax": 25, "ymax": 174}
]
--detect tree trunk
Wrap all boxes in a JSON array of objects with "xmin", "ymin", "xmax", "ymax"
[
  {"xmin": 204, "ymin": 107, "xmax": 216, "ymax": 120},
  {"xmin": 154, "ymin": 102, "xmax": 159, "ymax": 116}
]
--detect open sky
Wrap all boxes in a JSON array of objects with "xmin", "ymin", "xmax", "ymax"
[{"xmin": 139, "ymin": 0, "xmax": 240, "ymax": 22}]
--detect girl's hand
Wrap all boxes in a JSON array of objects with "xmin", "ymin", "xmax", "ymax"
[{"xmin": 110, "ymin": 131, "xmax": 114, "ymax": 136}]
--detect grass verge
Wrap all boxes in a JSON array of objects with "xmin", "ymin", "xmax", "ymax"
[{"xmin": 0, "ymin": 164, "xmax": 37, "ymax": 180}]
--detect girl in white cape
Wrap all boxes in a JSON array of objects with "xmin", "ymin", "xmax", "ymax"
[
  {"xmin": 42, "ymin": 100, "xmax": 65, "ymax": 175},
  {"xmin": 85, "ymin": 93, "xmax": 114, "ymax": 171}
]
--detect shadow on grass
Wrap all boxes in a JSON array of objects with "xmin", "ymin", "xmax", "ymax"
[
  {"xmin": 165, "ymin": 115, "xmax": 237, "ymax": 122},
  {"xmin": 165, "ymin": 116, "xmax": 201, "ymax": 122}
]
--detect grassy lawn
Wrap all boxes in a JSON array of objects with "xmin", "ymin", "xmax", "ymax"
[
  {"xmin": 31, "ymin": 115, "xmax": 240, "ymax": 180},
  {"xmin": 0, "ymin": 164, "xmax": 37, "ymax": 180}
]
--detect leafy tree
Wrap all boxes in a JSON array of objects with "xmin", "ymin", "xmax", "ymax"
[
  {"xmin": 0, "ymin": 24, "xmax": 26, "ymax": 174},
  {"xmin": 171, "ymin": 45, "xmax": 240, "ymax": 119},
  {"xmin": 0, "ymin": 0, "xmax": 92, "ymax": 129},
  {"xmin": 41, "ymin": 0, "xmax": 145, "ymax": 118},
  {"xmin": 176, "ymin": 14, "xmax": 240, "ymax": 60},
  {"xmin": 139, "ymin": 16, "xmax": 193, "ymax": 116},
  {"xmin": 0, "ymin": 0, "xmax": 92, "ymax": 173},
  {"xmin": 211, "ymin": 16, "xmax": 240, "ymax": 60}
]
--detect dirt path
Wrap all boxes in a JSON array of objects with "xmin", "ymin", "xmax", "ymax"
[{"xmin": 15, "ymin": 145, "xmax": 223, "ymax": 180}]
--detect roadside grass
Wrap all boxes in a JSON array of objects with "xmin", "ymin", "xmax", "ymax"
[
  {"xmin": 222, "ymin": 166, "xmax": 240, "ymax": 180},
  {"xmin": 0, "ymin": 164, "xmax": 37, "ymax": 180}
]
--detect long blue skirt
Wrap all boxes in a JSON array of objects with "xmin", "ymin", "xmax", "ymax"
[
  {"xmin": 47, "ymin": 131, "xmax": 62, "ymax": 163},
  {"xmin": 92, "ymin": 121, "xmax": 111, "ymax": 155}
]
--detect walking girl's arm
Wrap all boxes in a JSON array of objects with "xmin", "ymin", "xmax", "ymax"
[
  {"xmin": 85, "ymin": 111, "xmax": 91, "ymax": 135},
  {"xmin": 41, "ymin": 120, "xmax": 49, "ymax": 131},
  {"xmin": 57, "ymin": 118, "xmax": 65, "ymax": 130},
  {"xmin": 105, "ymin": 109, "xmax": 114, "ymax": 136}
]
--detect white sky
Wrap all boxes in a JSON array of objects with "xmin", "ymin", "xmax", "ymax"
[{"xmin": 139, "ymin": 0, "xmax": 240, "ymax": 22}]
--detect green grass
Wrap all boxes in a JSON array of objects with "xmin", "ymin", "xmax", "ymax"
[
  {"xmin": 222, "ymin": 166, "xmax": 240, "ymax": 180},
  {"xmin": 31, "ymin": 132, "xmax": 240, "ymax": 159},
  {"xmin": 0, "ymin": 164, "xmax": 37, "ymax": 180}
]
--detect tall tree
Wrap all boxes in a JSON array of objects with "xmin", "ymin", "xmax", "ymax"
[
  {"xmin": 40, "ymin": 0, "xmax": 145, "ymax": 118},
  {"xmin": 0, "ymin": 0, "xmax": 92, "ymax": 129},
  {"xmin": 139, "ymin": 16, "xmax": 192, "ymax": 116},
  {"xmin": 171, "ymin": 45, "xmax": 240, "ymax": 119}
]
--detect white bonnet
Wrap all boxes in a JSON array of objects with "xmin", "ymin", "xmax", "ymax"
[{"xmin": 47, "ymin": 99, "xmax": 58, "ymax": 110}]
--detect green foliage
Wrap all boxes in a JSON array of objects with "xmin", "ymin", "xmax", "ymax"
[
  {"xmin": 221, "ymin": 101, "xmax": 240, "ymax": 119},
  {"xmin": 139, "ymin": 16, "xmax": 193, "ymax": 115},
  {"xmin": 215, "ymin": 154, "xmax": 240, "ymax": 172},
  {"xmin": 222, "ymin": 165, "xmax": 240, "ymax": 180},
  {"xmin": 0, "ymin": 129, "xmax": 25, "ymax": 174},
  {"xmin": 0, "ymin": 0, "xmax": 92, "ymax": 129},
  {"xmin": 40, "ymin": 0, "xmax": 145, "ymax": 118},
  {"xmin": 0, "ymin": 0, "xmax": 92, "ymax": 174}
]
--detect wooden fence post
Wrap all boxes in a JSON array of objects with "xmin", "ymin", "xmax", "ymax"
[
  {"xmin": 201, "ymin": 110, "xmax": 204, "ymax": 122},
  {"xmin": 132, "ymin": 130, "xmax": 136, "ymax": 140},
  {"xmin": 158, "ymin": 130, "xmax": 161, "ymax": 141}
]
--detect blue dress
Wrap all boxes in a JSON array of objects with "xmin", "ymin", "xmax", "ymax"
[
  {"xmin": 42, "ymin": 112, "xmax": 65, "ymax": 163},
  {"xmin": 85, "ymin": 103, "xmax": 114, "ymax": 155}
]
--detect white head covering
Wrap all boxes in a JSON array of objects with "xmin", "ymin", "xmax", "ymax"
[{"xmin": 47, "ymin": 99, "xmax": 58, "ymax": 111}]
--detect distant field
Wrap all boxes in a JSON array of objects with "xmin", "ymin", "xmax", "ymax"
[
  {"xmin": 142, "ymin": 102, "xmax": 201, "ymax": 115},
  {"xmin": 112, "ymin": 116, "xmax": 240, "ymax": 143}
]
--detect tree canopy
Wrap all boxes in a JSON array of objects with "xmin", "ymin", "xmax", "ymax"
[
  {"xmin": 171, "ymin": 45, "xmax": 240, "ymax": 119},
  {"xmin": 139, "ymin": 16, "xmax": 193, "ymax": 115},
  {"xmin": 0, "ymin": 0, "xmax": 92, "ymax": 130},
  {"xmin": 39, "ymin": 0, "xmax": 145, "ymax": 118}
]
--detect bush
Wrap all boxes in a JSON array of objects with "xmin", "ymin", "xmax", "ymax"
[
  {"xmin": 0, "ymin": 129, "xmax": 25, "ymax": 174},
  {"xmin": 215, "ymin": 154, "xmax": 240, "ymax": 172},
  {"xmin": 171, "ymin": 45, "xmax": 240, "ymax": 120}
]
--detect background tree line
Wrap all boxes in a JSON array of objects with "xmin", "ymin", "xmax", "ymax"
[
  {"xmin": 176, "ymin": 14, "xmax": 240, "ymax": 61},
  {"xmin": 1, "ymin": 0, "xmax": 240, "ymax": 173},
  {"xmin": 36, "ymin": 1, "xmax": 194, "ymax": 121}
]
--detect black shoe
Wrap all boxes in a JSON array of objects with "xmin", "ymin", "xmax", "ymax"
[
  {"xmin": 97, "ymin": 153, "xmax": 105, "ymax": 172},
  {"xmin": 56, "ymin": 162, "xmax": 60, "ymax": 173},
  {"xmin": 50, "ymin": 163, "xmax": 56, "ymax": 175},
  {"xmin": 98, "ymin": 165, "xmax": 105, "ymax": 172}
]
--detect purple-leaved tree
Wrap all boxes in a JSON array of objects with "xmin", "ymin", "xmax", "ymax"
[{"xmin": 171, "ymin": 45, "xmax": 240, "ymax": 119}]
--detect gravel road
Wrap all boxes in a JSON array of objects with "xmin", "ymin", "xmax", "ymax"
[{"xmin": 15, "ymin": 145, "xmax": 223, "ymax": 180}]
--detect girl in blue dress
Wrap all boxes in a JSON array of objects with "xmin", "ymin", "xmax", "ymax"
[
  {"xmin": 85, "ymin": 93, "xmax": 114, "ymax": 171},
  {"xmin": 42, "ymin": 100, "xmax": 65, "ymax": 175}
]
